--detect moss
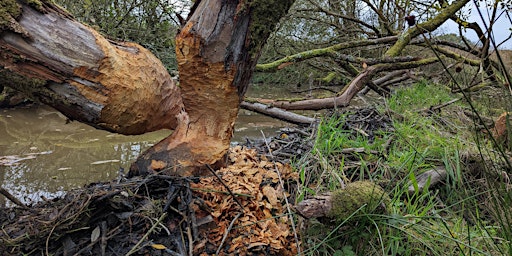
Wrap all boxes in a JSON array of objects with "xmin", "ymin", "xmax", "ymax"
[
  {"xmin": 0, "ymin": 70, "xmax": 47, "ymax": 95},
  {"xmin": 247, "ymin": 0, "xmax": 295, "ymax": 58},
  {"xmin": 328, "ymin": 181, "xmax": 391, "ymax": 221},
  {"xmin": 0, "ymin": 0, "xmax": 21, "ymax": 29},
  {"xmin": 23, "ymin": 0, "xmax": 44, "ymax": 12},
  {"xmin": 320, "ymin": 72, "xmax": 340, "ymax": 84}
]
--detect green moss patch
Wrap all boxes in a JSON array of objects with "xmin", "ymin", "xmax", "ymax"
[
  {"xmin": 0, "ymin": 0, "xmax": 21, "ymax": 29},
  {"xmin": 328, "ymin": 181, "xmax": 390, "ymax": 221}
]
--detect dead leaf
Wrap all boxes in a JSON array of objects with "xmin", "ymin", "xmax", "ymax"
[
  {"xmin": 150, "ymin": 160, "xmax": 166, "ymax": 170},
  {"xmin": 262, "ymin": 186, "xmax": 278, "ymax": 206},
  {"xmin": 151, "ymin": 244, "xmax": 167, "ymax": 250},
  {"xmin": 90, "ymin": 226, "xmax": 100, "ymax": 243}
]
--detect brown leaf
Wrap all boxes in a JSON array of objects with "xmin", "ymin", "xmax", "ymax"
[
  {"xmin": 262, "ymin": 186, "xmax": 278, "ymax": 206},
  {"xmin": 150, "ymin": 160, "xmax": 166, "ymax": 170}
]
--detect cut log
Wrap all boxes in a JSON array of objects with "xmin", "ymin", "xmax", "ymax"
[
  {"xmin": 408, "ymin": 167, "xmax": 447, "ymax": 195},
  {"xmin": 295, "ymin": 181, "xmax": 391, "ymax": 221},
  {"xmin": 0, "ymin": 0, "xmax": 183, "ymax": 135}
]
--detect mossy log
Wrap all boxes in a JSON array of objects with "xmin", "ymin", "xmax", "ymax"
[{"xmin": 295, "ymin": 181, "xmax": 390, "ymax": 222}]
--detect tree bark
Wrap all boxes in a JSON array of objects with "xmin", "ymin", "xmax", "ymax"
[
  {"xmin": 0, "ymin": 0, "xmax": 183, "ymax": 135},
  {"xmin": 129, "ymin": 0, "xmax": 295, "ymax": 176},
  {"xmin": 1, "ymin": 0, "xmax": 296, "ymax": 177}
]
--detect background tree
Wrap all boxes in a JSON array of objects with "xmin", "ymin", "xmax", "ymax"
[{"xmin": 250, "ymin": 0, "xmax": 510, "ymax": 113}]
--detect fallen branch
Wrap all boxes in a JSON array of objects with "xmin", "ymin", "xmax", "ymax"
[
  {"xmin": 420, "ymin": 98, "xmax": 461, "ymax": 113},
  {"xmin": 251, "ymin": 58, "xmax": 440, "ymax": 111},
  {"xmin": 408, "ymin": 167, "xmax": 447, "ymax": 195},
  {"xmin": 0, "ymin": 187, "xmax": 26, "ymax": 208},
  {"xmin": 240, "ymin": 101, "xmax": 317, "ymax": 125}
]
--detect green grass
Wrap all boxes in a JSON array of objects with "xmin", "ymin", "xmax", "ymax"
[{"xmin": 296, "ymin": 80, "xmax": 512, "ymax": 255}]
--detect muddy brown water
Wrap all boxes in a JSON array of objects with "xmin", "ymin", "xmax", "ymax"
[
  {"xmin": 0, "ymin": 84, "xmax": 304, "ymax": 206},
  {"xmin": 0, "ymin": 106, "xmax": 287, "ymax": 206}
]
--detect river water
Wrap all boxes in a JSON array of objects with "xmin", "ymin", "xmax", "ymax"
[{"xmin": 0, "ymin": 85, "xmax": 297, "ymax": 206}]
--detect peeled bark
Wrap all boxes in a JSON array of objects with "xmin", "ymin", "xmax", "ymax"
[
  {"xmin": 0, "ymin": 1, "xmax": 183, "ymax": 135},
  {"xmin": 129, "ymin": 0, "xmax": 295, "ymax": 176}
]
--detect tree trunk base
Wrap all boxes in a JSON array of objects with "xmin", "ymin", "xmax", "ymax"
[{"xmin": 128, "ymin": 111, "xmax": 228, "ymax": 177}]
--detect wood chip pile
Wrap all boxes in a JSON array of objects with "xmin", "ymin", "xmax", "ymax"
[{"xmin": 192, "ymin": 146, "xmax": 299, "ymax": 255}]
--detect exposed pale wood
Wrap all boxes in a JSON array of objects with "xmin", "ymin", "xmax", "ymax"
[
  {"xmin": 129, "ymin": 0, "xmax": 296, "ymax": 176},
  {"xmin": 0, "ymin": 1, "xmax": 183, "ymax": 134}
]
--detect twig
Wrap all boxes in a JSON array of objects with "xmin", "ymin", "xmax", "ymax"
[
  {"xmin": 353, "ymin": 127, "xmax": 369, "ymax": 137},
  {"xmin": 126, "ymin": 213, "xmax": 167, "ymax": 256},
  {"xmin": 205, "ymin": 164, "xmax": 244, "ymax": 210},
  {"xmin": 260, "ymin": 131, "xmax": 302, "ymax": 255},
  {"xmin": 46, "ymin": 224, "xmax": 57, "ymax": 256},
  {"xmin": 0, "ymin": 187, "xmax": 26, "ymax": 208},
  {"xmin": 291, "ymin": 86, "xmax": 338, "ymax": 94},
  {"xmin": 187, "ymin": 225, "xmax": 193, "ymax": 255},
  {"xmin": 190, "ymin": 187, "xmax": 254, "ymax": 198},
  {"xmin": 215, "ymin": 212, "xmax": 243, "ymax": 255},
  {"xmin": 420, "ymin": 98, "xmax": 461, "ymax": 113},
  {"xmin": 341, "ymin": 147, "xmax": 380, "ymax": 155}
]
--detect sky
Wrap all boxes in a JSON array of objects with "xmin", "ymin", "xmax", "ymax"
[{"xmin": 439, "ymin": 2, "xmax": 511, "ymax": 49}]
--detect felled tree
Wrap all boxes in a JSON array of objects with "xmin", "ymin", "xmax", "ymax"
[{"xmin": 0, "ymin": 0, "xmax": 295, "ymax": 176}]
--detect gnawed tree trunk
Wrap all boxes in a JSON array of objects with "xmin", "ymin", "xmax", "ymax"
[
  {"xmin": 1, "ymin": 0, "xmax": 295, "ymax": 177},
  {"xmin": 0, "ymin": 0, "xmax": 183, "ymax": 135},
  {"xmin": 129, "ymin": 0, "xmax": 295, "ymax": 176}
]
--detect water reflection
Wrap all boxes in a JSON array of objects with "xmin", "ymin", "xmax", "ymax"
[{"xmin": 0, "ymin": 105, "xmax": 286, "ymax": 206}]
